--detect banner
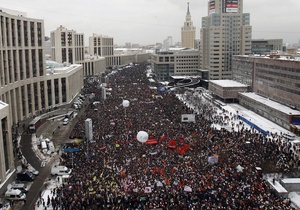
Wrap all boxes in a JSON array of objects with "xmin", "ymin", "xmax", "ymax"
[
  {"xmin": 181, "ymin": 114, "xmax": 196, "ymax": 123},
  {"xmin": 208, "ymin": 155, "xmax": 219, "ymax": 164},
  {"xmin": 209, "ymin": 0, "xmax": 216, "ymax": 14}
]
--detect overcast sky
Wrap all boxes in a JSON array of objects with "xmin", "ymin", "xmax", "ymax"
[{"xmin": 0, "ymin": 0, "xmax": 299, "ymax": 46}]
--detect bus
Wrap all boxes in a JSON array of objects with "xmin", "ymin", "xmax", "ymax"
[
  {"xmin": 28, "ymin": 116, "xmax": 43, "ymax": 133},
  {"xmin": 65, "ymin": 111, "xmax": 74, "ymax": 119}
]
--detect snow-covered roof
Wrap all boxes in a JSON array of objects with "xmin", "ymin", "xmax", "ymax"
[
  {"xmin": 210, "ymin": 80, "xmax": 248, "ymax": 88},
  {"xmin": 240, "ymin": 92, "xmax": 300, "ymax": 115},
  {"xmin": 268, "ymin": 180, "xmax": 288, "ymax": 193},
  {"xmin": 281, "ymin": 178, "xmax": 300, "ymax": 184}
]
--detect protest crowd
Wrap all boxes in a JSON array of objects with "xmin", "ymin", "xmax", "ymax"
[{"xmin": 48, "ymin": 62, "xmax": 298, "ymax": 209}]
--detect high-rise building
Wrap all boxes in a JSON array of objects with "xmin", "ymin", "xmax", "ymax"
[
  {"xmin": 200, "ymin": 0, "xmax": 252, "ymax": 80},
  {"xmin": 0, "ymin": 8, "xmax": 83, "ymax": 187},
  {"xmin": 51, "ymin": 25, "xmax": 85, "ymax": 64},
  {"xmin": 181, "ymin": 2, "xmax": 196, "ymax": 49},
  {"xmin": 163, "ymin": 36, "xmax": 173, "ymax": 50},
  {"xmin": 51, "ymin": 29, "xmax": 107, "ymax": 77},
  {"xmin": 89, "ymin": 34, "xmax": 114, "ymax": 67}
]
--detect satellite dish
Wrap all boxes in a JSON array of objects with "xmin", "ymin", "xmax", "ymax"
[{"xmin": 7, "ymin": 184, "xmax": 12, "ymax": 190}]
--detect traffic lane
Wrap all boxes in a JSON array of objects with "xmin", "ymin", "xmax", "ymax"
[
  {"xmin": 19, "ymin": 134, "xmax": 41, "ymax": 171},
  {"xmin": 18, "ymin": 125, "xmax": 56, "ymax": 210},
  {"xmin": 20, "ymin": 159, "xmax": 54, "ymax": 210}
]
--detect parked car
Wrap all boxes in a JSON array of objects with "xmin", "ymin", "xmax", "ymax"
[
  {"xmin": 0, "ymin": 200, "xmax": 11, "ymax": 210},
  {"xmin": 16, "ymin": 170, "xmax": 35, "ymax": 182},
  {"xmin": 8, "ymin": 182, "xmax": 28, "ymax": 194},
  {"xmin": 5, "ymin": 189, "xmax": 26, "ymax": 201},
  {"xmin": 51, "ymin": 165, "xmax": 72, "ymax": 176},
  {"xmin": 63, "ymin": 118, "xmax": 69, "ymax": 125},
  {"xmin": 22, "ymin": 163, "xmax": 39, "ymax": 176}
]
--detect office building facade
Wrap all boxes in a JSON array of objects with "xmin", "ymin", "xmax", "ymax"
[
  {"xmin": 200, "ymin": 0, "xmax": 252, "ymax": 80},
  {"xmin": 181, "ymin": 3, "xmax": 196, "ymax": 49},
  {"xmin": 233, "ymin": 55, "xmax": 300, "ymax": 110},
  {"xmin": 151, "ymin": 50, "xmax": 200, "ymax": 81},
  {"xmin": 0, "ymin": 101, "xmax": 14, "ymax": 185},
  {"xmin": 232, "ymin": 55, "xmax": 300, "ymax": 133},
  {"xmin": 251, "ymin": 39, "xmax": 283, "ymax": 54},
  {"xmin": 50, "ymin": 25, "xmax": 85, "ymax": 64},
  {"xmin": 89, "ymin": 34, "xmax": 114, "ymax": 67},
  {"xmin": 0, "ymin": 9, "xmax": 84, "ymax": 186}
]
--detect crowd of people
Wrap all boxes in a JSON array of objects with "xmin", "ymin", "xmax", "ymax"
[{"xmin": 50, "ymin": 62, "xmax": 298, "ymax": 209}]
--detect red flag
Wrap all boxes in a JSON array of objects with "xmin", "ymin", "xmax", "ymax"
[{"xmin": 168, "ymin": 139, "xmax": 177, "ymax": 148}]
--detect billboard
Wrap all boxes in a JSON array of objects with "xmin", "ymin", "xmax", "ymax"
[
  {"xmin": 209, "ymin": 0, "xmax": 216, "ymax": 14},
  {"xmin": 223, "ymin": 0, "xmax": 238, "ymax": 13},
  {"xmin": 181, "ymin": 114, "xmax": 196, "ymax": 123}
]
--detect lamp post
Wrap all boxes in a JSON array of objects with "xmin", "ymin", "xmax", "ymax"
[
  {"xmin": 122, "ymin": 100, "xmax": 130, "ymax": 140},
  {"xmin": 122, "ymin": 100, "xmax": 130, "ymax": 118}
]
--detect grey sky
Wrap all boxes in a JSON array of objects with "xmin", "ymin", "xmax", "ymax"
[{"xmin": 0, "ymin": 0, "xmax": 299, "ymax": 46}]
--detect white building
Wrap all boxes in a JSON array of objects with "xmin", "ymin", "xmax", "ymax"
[
  {"xmin": 0, "ymin": 101, "xmax": 14, "ymax": 185},
  {"xmin": 51, "ymin": 25, "xmax": 85, "ymax": 64},
  {"xmin": 0, "ymin": 9, "xmax": 84, "ymax": 187},
  {"xmin": 89, "ymin": 34, "xmax": 114, "ymax": 67}
]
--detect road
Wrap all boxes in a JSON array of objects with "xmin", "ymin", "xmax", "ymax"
[{"xmin": 14, "ymin": 106, "xmax": 82, "ymax": 210}]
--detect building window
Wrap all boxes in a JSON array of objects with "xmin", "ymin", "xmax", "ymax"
[
  {"xmin": 61, "ymin": 78, "xmax": 66, "ymax": 103},
  {"xmin": 47, "ymin": 80, "xmax": 52, "ymax": 107}
]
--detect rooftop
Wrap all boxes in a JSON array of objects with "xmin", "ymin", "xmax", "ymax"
[
  {"xmin": 46, "ymin": 61, "xmax": 82, "ymax": 75},
  {"xmin": 0, "ymin": 7, "xmax": 27, "ymax": 17},
  {"xmin": 240, "ymin": 92, "xmax": 300, "ymax": 115},
  {"xmin": 210, "ymin": 79, "xmax": 249, "ymax": 88}
]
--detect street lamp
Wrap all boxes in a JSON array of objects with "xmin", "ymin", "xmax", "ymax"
[
  {"xmin": 122, "ymin": 100, "xmax": 130, "ymax": 117},
  {"xmin": 122, "ymin": 100, "xmax": 130, "ymax": 140}
]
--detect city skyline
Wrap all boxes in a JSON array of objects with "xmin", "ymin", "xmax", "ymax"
[{"xmin": 0, "ymin": 0, "xmax": 299, "ymax": 46}]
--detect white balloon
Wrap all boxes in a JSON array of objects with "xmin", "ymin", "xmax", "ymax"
[
  {"xmin": 16, "ymin": 165, "xmax": 23, "ymax": 173},
  {"xmin": 137, "ymin": 131, "xmax": 149, "ymax": 143},
  {"xmin": 122, "ymin": 100, "xmax": 130, "ymax": 108}
]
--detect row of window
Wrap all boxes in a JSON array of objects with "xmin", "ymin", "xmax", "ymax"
[
  {"xmin": 15, "ymin": 79, "xmax": 67, "ymax": 119},
  {"xmin": 255, "ymin": 77, "xmax": 300, "ymax": 96},
  {"xmin": 158, "ymin": 58, "xmax": 199, "ymax": 62},
  {"xmin": 93, "ymin": 37, "xmax": 113, "ymax": 46},
  {"xmin": 256, "ymin": 63, "xmax": 300, "ymax": 73},
  {"xmin": 0, "ymin": 16, "xmax": 43, "ymax": 47},
  {"xmin": 93, "ymin": 47, "xmax": 114, "ymax": 56},
  {"xmin": 0, "ymin": 49, "xmax": 44, "ymax": 86},
  {"xmin": 239, "ymin": 95, "xmax": 288, "ymax": 124},
  {"xmin": 257, "ymin": 68, "xmax": 300, "ymax": 81}
]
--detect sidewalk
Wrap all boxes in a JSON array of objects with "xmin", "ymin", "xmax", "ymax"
[{"xmin": 33, "ymin": 178, "xmax": 61, "ymax": 210}]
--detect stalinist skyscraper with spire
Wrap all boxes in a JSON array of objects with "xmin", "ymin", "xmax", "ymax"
[{"xmin": 181, "ymin": 2, "xmax": 196, "ymax": 49}]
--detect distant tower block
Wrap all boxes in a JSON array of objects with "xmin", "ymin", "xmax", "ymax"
[{"xmin": 85, "ymin": 118, "xmax": 93, "ymax": 141}]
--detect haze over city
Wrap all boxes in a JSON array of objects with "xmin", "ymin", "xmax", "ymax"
[{"xmin": 0, "ymin": 0, "xmax": 299, "ymax": 46}]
